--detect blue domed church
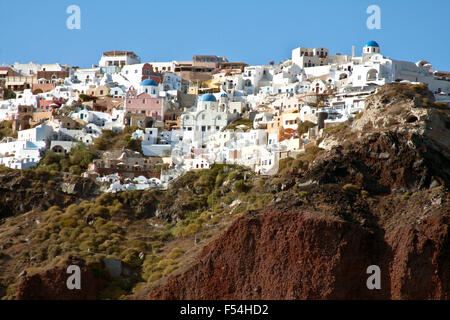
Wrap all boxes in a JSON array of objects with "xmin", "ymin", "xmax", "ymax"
[{"xmin": 363, "ymin": 40, "xmax": 380, "ymax": 57}]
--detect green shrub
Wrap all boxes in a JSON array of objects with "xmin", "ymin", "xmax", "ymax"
[
  {"xmin": 166, "ymin": 248, "xmax": 184, "ymax": 260},
  {"xmin": 324, "ymin": 125, "xmax": 347, "ymax": 135},
  {"xmin": 37, "ymin": 142, "xmax": 97, "ymax": 175},
  {"xmin": 148, "ymin": 271, "xmax": 163, "ymax": 282},
  {"xmin": 156, "ymin": 258, "xmax": 176, "ymax": 270},
  {"xmin": 126, "ymin": 239, "xmax": 147, "ymax": 252},
  {"xmin": 215, "ymin": 174, "xmax": 225, "ymax": 188},
  {"xmin": 0, "ymin": 120, "xmax": 16, "ymax": 140},
  {"xmin": 343, "ymin": 184, "xmax": 360, "ymax": 195},
  {"xmin": 163, "ymin": 264, "xmax": 179, "ymax": 276},
  {"xmin": 47, "ymin": 245, "xmax": 61, "ymax": 259},
  {"xmin": 60, "ymin": 217, "xmax": 77, "ymax": 228},
  {"xmin": 91, "ymin": 206, "xmax": 110, "ymax": 218},
  {"xmin": 234, "ymin": 180, "xmax": 250, "ymax": 193},
  {"xmin": 297, "ymin": 120, "xmax": 315, "ymax": 136},
  {"xmin": 79, "ymin": 94, "xmax": 96, "ymax": 102},
  {"xmin": 172, "ymin": 218, "xmax": 202, "ymax": 237},
  {"xmin": 39, "ymin": 151, "xmax": 64, "ymax": 169},
  {"xmin": 93, "ymin": 126, "xmax": 141, "ymax": 153},
  {"xmin": 277, "ymin": 157, "xmax": 294, "ymax": 174},
  {"xmin": 93, "ymin": 136, "xmax": 109, "ymax": 151},
  {"xmin": 225, "ymin": 118, "xmax": 253, "ymax": 131}
]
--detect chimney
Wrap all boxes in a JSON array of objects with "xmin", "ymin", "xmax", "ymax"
[
  {"xmin": 352, "ymin": 46, "xmax": 355, "ymax": 57},
  {"xmin": 317, "ymin": 112, "xmax": 328, "ymax": 130}
]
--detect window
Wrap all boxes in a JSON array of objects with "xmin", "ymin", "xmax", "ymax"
[{"xmin": 201, "ymin": 126, "xmax": 206, "ymax": 132}]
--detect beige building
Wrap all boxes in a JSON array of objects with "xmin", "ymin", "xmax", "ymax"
[{"xmin": 86, "ymin": 85, "xmax": 110, "ymax": 97}]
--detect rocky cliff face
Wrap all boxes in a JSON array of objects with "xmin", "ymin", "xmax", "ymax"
[
  {"xmin": 149, "ymin": 206, "xmax": 448, "ymax": 300},
  {"xmin": 17, "ymin": 257, "xmax": 107, "ymax": 300},
  {"xmin": 147, "ymin": 83, "xmax": 450, "ymax": 300},
  {"xmin": 0, "ymin": 172, "xmax": 98, "ymax": 219}
]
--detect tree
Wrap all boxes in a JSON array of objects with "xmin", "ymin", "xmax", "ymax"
[
  {"xmin": 297, "ymin": 120, "xmax": 315, "ymax": 137},
  {"xmin": 79, "ymin": 94, "xmax": 96, "ymax": 102},
  {"xmin": 2, "ymin": 87, "xmax": 16, "ymax": 100},
  {"xmin": 92, "ymin": 127, "xmax": 142, "ymax": 153},
  {"xmin": 69, "ymin": 143, "xmax": 97, "ymax": 168},
  {"xmin": 0, "ymin": 120, "xmax": 15, "ymax": 140}
]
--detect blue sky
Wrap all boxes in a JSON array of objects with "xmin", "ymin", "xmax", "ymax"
[{"xmin": 0, "ymin": 0, "xmax": 449, "ymax": 70}]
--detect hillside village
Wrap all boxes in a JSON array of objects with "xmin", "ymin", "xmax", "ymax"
[{"xmin": 1, "ymin": 41, "xmax": 449, "ymax": 192}]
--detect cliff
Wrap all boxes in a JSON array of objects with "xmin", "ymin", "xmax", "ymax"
[{"xmin": 147, "ymin": 83, "xmax": 450, "ymax": 300}]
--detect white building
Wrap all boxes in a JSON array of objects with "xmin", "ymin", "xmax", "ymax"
[
  {"xmin": 133, "ymin": 128, "xmax": 158, "ymax": 144},
  {"xmin": 72, "ymin": 67, "xmax": 102, "ymax": 86},
  {"xmin": 151, "ymin": 61, "xmax": 177, "ymax": 74},
  {"xmin": 162, "ymin": 72, "xmax": 182, "ymax": 91},
  {"xmin": 12, "ymin": 62, "xmax": 41, "ymax": 76},
  {"xmin": 0, "ymin": 140, "xmax": 45, "ymax": 169},
  {"xmin": 242, "ymin": 66, "xmax": 274, "ymax": 95},
  {"xmin": 18, "ymin": 123, "xmax": 54, "ymax": 142},
  {"xmin": 99, "ymin": 51, "xmax": 141, "ymax": 68},
  {"xmin": 181, "ymin": 93, "xmax": 237, "ymax": 148}
]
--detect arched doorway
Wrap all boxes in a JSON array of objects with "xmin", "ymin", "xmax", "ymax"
[{"xmin": 367, "ymin": 69, "xmax": 378, "ymax": 81}]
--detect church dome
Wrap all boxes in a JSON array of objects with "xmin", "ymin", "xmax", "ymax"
[
  {"xmin": 141, "ymin": 79, "xmax": 158, "ymax": 86},
  {"xmin": 199, "ymin": 93, "xmax": 217, "ymax": 102},
  {"xmin": 365, "ymin": 40, "xmax": 379, "ymax": 48}
]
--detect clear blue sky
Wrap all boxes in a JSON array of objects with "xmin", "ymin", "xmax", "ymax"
[{"xmin": 0, "ymin": 0, "xmax": 449, "ymax": 70}]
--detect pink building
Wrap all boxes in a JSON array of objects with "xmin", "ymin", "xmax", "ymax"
[{"xmin": 125, "ymin": 86, "xmax": 164, "ymax": 120}]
